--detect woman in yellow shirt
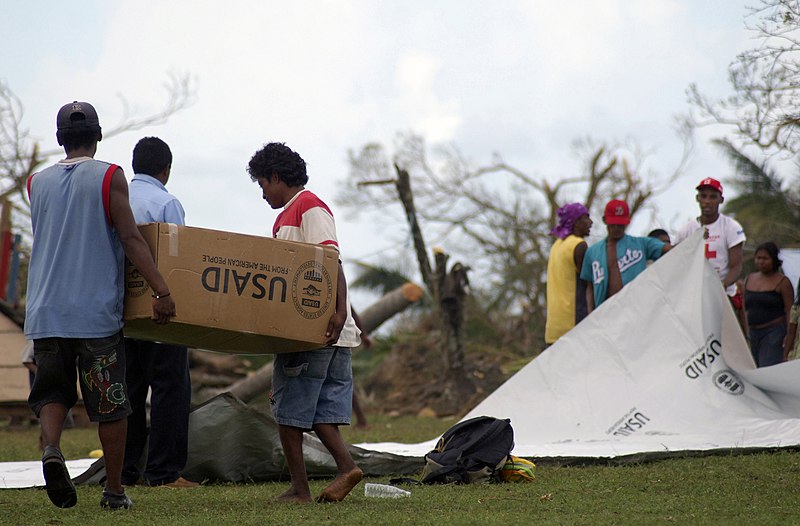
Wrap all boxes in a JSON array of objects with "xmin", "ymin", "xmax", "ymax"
[{"xmin": 545, "ymin": 203, "xmax": 593, "ymax": 344}]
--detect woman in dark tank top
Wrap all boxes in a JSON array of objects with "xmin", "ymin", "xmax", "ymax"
[{"xmin": 742, "ymin": 242, "xmax": 794, "ymax": 367}]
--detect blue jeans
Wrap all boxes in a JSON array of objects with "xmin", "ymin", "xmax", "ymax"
[
  {"xmin": 122, "ymin": 338, "xmax": 191, "ymax": 486},
  {"xmin": 271, "ymin": 346, "xmax": 353, "ymax": 429},
  {"xmin": 750, "ymin": 324, "xmax": 786, "ymax": 367}
]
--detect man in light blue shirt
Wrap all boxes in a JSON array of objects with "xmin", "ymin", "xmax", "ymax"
[
  {"xmin": 122, "ymin": 137, "xmax": 197, "ymax": 488},
  {"xmin": 128, "ymin": 154, "xmax": 185, "ymax": 225}
]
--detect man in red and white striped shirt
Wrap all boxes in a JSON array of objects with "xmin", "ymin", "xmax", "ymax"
[{"xmin": 247, "ymin": 142, "xmax": 362, "ymax": 504}]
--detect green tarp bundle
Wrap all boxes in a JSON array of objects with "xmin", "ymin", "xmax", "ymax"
[{"xmin": 76, "ymin": 393, "xmax": 423, "ymax": 485}]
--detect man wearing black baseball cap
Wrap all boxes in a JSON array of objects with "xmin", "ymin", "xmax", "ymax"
[
  {"xmin": 25, "ymin": 101, "xmax": 176, "ymax": 510},
  {"xmin": 56, "ymin": 101, "xmax": 102, "ymax": 140},
  {"xmin": 674, "ymin": 177, "xmax": 746, "ymax": 306}
]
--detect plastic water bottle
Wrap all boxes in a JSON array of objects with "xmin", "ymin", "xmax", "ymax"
[{"xmin": 364, "ymin": 483, "xmax": 411, "ymax": 498}]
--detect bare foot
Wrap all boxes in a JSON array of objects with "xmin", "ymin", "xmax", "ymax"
[
  {"xmin": 316, "ymin": 468, "xmax": 364, "ymax": 503},
  {"xmin": 275, "ymin": 487, "xmax": 312, "ymax": 503}
]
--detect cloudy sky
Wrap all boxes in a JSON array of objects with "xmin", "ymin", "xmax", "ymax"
[{"xmin": 2, "ymin": 1, "xmax": 754, "ymax": 304}]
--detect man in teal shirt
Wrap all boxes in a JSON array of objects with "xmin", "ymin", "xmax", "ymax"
[{"xmin": 579, "ymin": 199, "xmax": 671, "ymax": 311}]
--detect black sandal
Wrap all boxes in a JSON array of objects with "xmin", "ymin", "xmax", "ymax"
[
  {"xmin": 42, "ymin": 445, "xmax": 78, "ymax": 508},
  {"xmin": 100, "ymin": 490, "xmax": 133, "ymax": 510}
]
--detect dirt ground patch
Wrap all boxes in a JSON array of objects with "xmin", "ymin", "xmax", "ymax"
[{"xmin": 363, "ymin": 339, "xmax": 507, "ymax": 417}]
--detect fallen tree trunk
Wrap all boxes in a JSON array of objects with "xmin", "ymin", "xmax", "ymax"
[{"xmin": 198, "ymin": 281, "xmax": 425, "ymax": 404}]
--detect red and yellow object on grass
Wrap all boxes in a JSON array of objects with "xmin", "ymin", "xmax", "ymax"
[{"xmin": 499, "ymin": 456, "xmax": 536, "ymax": 482}]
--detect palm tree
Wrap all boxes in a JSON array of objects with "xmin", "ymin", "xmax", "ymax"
[
  {"xmin": 350, "ymin": 262, "xmax": 416, "ymax": 298},
  {"xmin": 715, "ymin": 138, "xmax": 800, "ymax": 249}
]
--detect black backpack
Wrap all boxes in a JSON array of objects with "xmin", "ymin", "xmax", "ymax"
[{"xmin": 419, "ymin": 416, "xmax": 514, "ymax": 484}]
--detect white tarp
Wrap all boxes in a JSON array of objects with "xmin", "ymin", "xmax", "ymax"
[
  {"xmin": 360, "ymin": 229, "xmax": 800, "ymax": 459},
  {"xmin": 0, "ymin": 459, "xmax": 95, "ymax": 489},
  {"xmin": 781, "ymin": 248, "xmax": 800, "ymax": 300}
]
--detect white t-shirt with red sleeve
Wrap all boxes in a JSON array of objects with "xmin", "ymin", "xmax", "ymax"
[
  {"xmin": 674, "ymin": 213, "xmax": 746, "ymax": 296},
  {"xmin": 273, "ymin": 189, "xmax": 361, "ymax": 348}
]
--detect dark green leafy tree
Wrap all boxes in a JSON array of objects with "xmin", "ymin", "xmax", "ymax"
[
  {"xmin": 350, "ymin": 262, "xmax": 413, "ymax": 296},
  {"xmin": 715, "ymin": 138, "xmax": 800, "ymax": 249}
]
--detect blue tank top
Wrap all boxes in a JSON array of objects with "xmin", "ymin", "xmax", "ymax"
[{"xmin": 25, "ymin": 158, "xmax": 126, "ymax": 338}]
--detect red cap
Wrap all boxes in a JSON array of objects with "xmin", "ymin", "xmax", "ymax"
[
  {"xmin": 696, "ymin": 177, "xmax": 723, "ymax": 195},
  {"xmin": 603, "ymin": 199, "xmax": 630, "ymax": 225}
]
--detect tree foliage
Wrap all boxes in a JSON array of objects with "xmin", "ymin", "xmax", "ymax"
[
  {"xmin": 350, "ymin": 262, "xmax": 414, "ymax": 297},
  {"xmin": 687, "ymin": 0, "xmax": 800, "ymax": 157},
  {"xmin": 687, "ymin": 1, "xmax": 800, "ymax": 248},
  {"xmin": 715, "ymin": 138, "xmax": 800, "ymax": 249}
]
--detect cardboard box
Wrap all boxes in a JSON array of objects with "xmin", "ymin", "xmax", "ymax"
[{"xmin": 124, "ymin": 223, "xmax": 339, "ymax": 354}]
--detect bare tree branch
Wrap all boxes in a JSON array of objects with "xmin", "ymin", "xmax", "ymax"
[
  {"xmin": 686, "ymin": 1, "xmax": 800, "ymax": 157},
  {"xmin": 341, "ymin": 130, "xmax": 689, "ymax": 351},
  {"xmin": 0, "ymin": 74, "xmax": 195, "ymax": 301},
  {"xmin": 0, "ymin": 73, "xmax": 195, "ymax": 230}
]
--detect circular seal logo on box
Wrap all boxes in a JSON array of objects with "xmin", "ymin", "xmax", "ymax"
[
  {"xmin": 712, "ymin": 369, "xmax": 745, "ymax": 395},
  {"xmin": 292, "ymin": 261, "xmax": 333, "ymax": 319},
  {"xmin": 125, "ymin": 267, "xmax": 150, "ymax": 298}
]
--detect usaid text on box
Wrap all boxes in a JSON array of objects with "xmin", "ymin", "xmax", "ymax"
[
  {"xmin": 199, "ymin": 254, "xmax": 335, "ymax": 320},
  {"xmin": 127, "ymin": 252, "xmax": 335, "ymax": 321}
]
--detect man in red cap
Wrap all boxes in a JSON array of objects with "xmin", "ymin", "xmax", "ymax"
[
  {"xmin": 579, "ymin": 199, "xmax": 670, "ymax": 311},
  {"xmin": 674, "ymin": 178, "xmax": 746, "ymax": 309}
]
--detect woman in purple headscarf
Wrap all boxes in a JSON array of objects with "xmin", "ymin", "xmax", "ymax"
[{"xmin": 545, "ymin": 203, "xmax": 593, "ymax": 344}]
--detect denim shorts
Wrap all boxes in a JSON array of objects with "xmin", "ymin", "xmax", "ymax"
[
  {"xmin": 28, "ymin": 331, "xmax": 132, "ymax": 422},
  {"xmin": 270, "ymin": 346, "xmax": 353, "ymax": 429}
]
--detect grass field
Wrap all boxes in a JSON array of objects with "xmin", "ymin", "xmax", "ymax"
[{"xmin": 2, "ymin": 414, "xmax": 800, "ymax": 526}]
